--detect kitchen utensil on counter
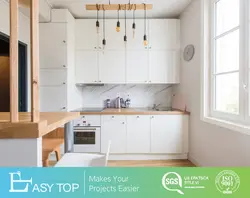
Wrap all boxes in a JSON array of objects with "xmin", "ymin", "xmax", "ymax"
[
  {"xmin": 106, "ymin": 99, "xmax": 111, "ymax": 108},
  {"xmin": 115, "ymin": 97, "xmax": 121, "ymax": 109},
  {"xmin": 125, "ymin": 98, "xmax": 131, "ymax": 108}
]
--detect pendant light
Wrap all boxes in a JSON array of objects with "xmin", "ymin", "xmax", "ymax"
[
  {"xmin": 143, "ymin": 3, "xmax": 148, "ymax": 47},
  {"xmin": 96, "ymin": 4, "xmax": 100, "ymax": 34},
  {"xmin": 124, "ymin": 4, "xmax": 127, "ymax": 45},
  {"xmin": 132, "ymin": 4, "xmax": 136, "ymax": 38},
  {"xmin": 116, "ymin": 4, "xmax": 121, "ymax": 32},
  {"xmin": 102, "ymin": 5, "xmax": 106, "ymax": 50}
]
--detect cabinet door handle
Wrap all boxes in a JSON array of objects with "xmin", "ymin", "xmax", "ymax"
[
  {"xmin": 122, "ymin": 122, "xmax": 125, "ymax": 124},
  {"xmin": 112, "ymin": 116, "xmax": 114, "ymax": 118},
  {"xmin": 94, "ymin": 47, "xmax": 97, "ymax": 49},
  {"xmin": 151, "ymin": 116, "xmax": 154, "ymax": 119},
  {"xmin": 63, "ymin": 65, "xmax": 66, "ymax": 68},
  {"xmin": 137, "ymin": 116, "xmax": 140, "ymax": 118},
  {"xmin": 63, "ymin": 40, "xmax": 66, "ymax": 43}
]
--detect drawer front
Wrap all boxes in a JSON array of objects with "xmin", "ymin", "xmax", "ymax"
[{"xmin": 74, "ymin": 115, "xmax": 101, "ymax": 126}]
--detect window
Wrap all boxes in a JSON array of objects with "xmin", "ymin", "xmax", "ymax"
[{"xmin": 202, "ymin": 0, "xmax": 250, "ymax": 132}]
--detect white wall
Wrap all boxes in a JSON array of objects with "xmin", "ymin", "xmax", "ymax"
[
  {"xmin": 0, "ymin": 0, "xmax": 31, "ymax": 111},
  {"xmin": 174, "ymin": 0, "xmax": 250, "ymax": 166}
]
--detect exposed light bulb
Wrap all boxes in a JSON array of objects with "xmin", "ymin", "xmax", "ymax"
[
  {"xmin": 96, "ymin": 21, "xmax": 100, "ymax": 34},
  {"xmin": 132, "ymin": 23, "xmax": 136, "ymax": 38},
  {"xmin": 116, "ymin": 21, "xmax": 121, "ymax": 32},
  {"xmin": 143, "ymin": 35, "xmax": 148, "ymax": 46}
]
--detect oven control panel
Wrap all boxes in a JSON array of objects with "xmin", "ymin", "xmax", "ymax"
[{"xmin": 74, "ymin": 115, "xmax": 101, "ymax": 127}]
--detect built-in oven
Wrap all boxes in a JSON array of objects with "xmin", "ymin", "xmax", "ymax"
[{"xmin": 73, "ymin": 126, "xmax": 101, "ymax": 153}]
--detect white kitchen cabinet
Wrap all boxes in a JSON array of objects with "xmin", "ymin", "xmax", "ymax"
[
  {"xmin": 40, "ymin": 23, "xmax": 67, "ymax": 69},
  {"xmin": 75, "ymin": 50, "xmax": 99, "ymax": 83},
  {"xmin": 126, "ymin": 50, "xmax": 149, "ymax": 83},
  {"xmin": 40, "ymin": 86, "xmax": 67, "ymax": 112},
  {"xmin": 104, "ymin": 19, "xmax": 125, "ymax": 50},
  {"xmin": 127, "ymin": 19, "xmax": 149, "ymax": 50},
  {"xmin": 151, "ymin": 115, "xmax": 188, "ymax": 154},
  {"xmin": 75, "ymin": 19, "xmax": 99, "ymax": 50},
  {"xmin": 127, "ymin": 115, "xmax": 151, "ymax": 153},
  {"xmin": 40, "ymin": 69, "xmax": 67, "ymax": 86},
  {"xmin": 74, "ymin": 19, "xmax": 180, "ymax": 84},
  {"xmin": 99, "ymin": 51, "xmax": 126, "ymax": 83},
  {"xmin": 149, "ymin": 50, "xmax": 180, "ymax": 83},
  {"xmin": 149, "ymin": 19, "xmax": 180, "ymax": 50},
  {"xmin": 40, "ymin": 10, "xmax": 81, "ymax": 112},
  {"xmin": 101, "ymin": 116, "xmax": 127, "ymax": 154}
]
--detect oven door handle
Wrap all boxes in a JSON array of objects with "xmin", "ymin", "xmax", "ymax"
[{"xmin": 74, "ymin": 127, "xmax": 98, "ymax": 131}]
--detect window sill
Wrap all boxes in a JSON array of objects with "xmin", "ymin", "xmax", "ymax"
[{"xmin": 202, "ymin": 116, "xmax": 250, "ymax": 136}]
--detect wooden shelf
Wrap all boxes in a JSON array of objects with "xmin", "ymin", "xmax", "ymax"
[{"xmin": 0, "ymin": 112, "xmax": 80, "ymax": 139}]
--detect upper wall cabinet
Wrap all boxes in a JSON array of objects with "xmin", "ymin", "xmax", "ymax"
[
  {"xmin": 99, "ymin": 51, "xmax": 126, "ymax": 83},
  {"xmin": 75, "ymin": 50, "xmax": 99, "ymax": 84},
  {"xmin": 127, "ymin": 19, "xmax": 149, "ymax": 50},
  {"xmin": 104, "ymin": 19, "xmax": 125, "ymax": 50},
  {"xmin": 76, "ymin": 19, "xmax": 99, "ymax": 50},
  {"xmin": 40, "ymin": 23, "xmax": 67, "ymax": 69},
  {"xmin": 75, "ymin": 19, "xmax": 180, "ymax": 84},
  {"xmin": 149, "ymin": 19, "xmax": 180, "ymax": 50}
]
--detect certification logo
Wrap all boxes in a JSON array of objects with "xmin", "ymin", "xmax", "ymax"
[
  {"xmin": 162, "ymin": 172, "xmax": 209, "ymax": 195},
  {"xmin": 215, "ymin": 170, "xmax": 240, "ymax": 194},
  {"xmin": 162, "ymin": 172, "xmax": 184, "ymax": 195}
]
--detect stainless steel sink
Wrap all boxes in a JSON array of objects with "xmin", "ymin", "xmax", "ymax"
[
  {"xmin": 135, "ymin": 107, "xmax": 173, "ymax": 112},
  {"xmin": 153, "ymin": 107, "xmax": 173, "ymax": 111}
]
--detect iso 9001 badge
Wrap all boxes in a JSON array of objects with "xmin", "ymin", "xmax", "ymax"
[{"xmin": 215, "ymin": 170, "xmax": 240, "ymax": 195}]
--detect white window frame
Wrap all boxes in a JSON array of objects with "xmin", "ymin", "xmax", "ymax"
[{"xmin": 201, "ymin": 0, "xmax": 250, "ymax": 135}]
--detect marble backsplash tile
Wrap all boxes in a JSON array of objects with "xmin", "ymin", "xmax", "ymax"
[{"xmin": 77, "ymin": 84, "xmax": 173, "ymax": 108}]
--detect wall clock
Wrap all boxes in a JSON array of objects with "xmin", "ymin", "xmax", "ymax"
[{"xmin": 183, "ymin": 45, "xmax": 195, "ymax": 61}]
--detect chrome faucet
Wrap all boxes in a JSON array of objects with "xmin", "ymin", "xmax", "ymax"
[{"xmin": 153, "ymin": 104, "xmax": 161, "ymax": 110}]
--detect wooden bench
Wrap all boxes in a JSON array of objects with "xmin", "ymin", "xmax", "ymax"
[{"xmin": 42, "ymin": 128, "xmax": 64, "ymax": 167}]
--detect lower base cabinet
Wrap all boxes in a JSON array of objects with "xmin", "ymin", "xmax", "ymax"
[
  {"xmin": 101, "ymin": 114, "xmax": 188, "ymax": 154},
  {"xmin": 150, "ymin": 115, "xmax": 188, "ymax": 154},
  {"xmin": 127, "ymin": 115, "xmax": 151, "ymax": 153},
  {"xmin": 101, "ymin": 115, "xmax": 126, "ymax": 154}
]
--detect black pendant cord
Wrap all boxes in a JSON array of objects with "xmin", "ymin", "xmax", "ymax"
[
  {"xmin": 96, "ymin": 4, "xmax": 100, "ymax": 33},
  {"xmin": 124, "ymin": 5, "xmax": 127, "ymax": 42},
  {"xmin": 103, "ymin": 9, "xmax": 105, "ymax": 39},
  {"xmin": 144, "ymin": 4, "xmax": 146, "ymax": 35},
  {"xmin": 102, "ymin": 5, "xmax": 106, "ymax": 47},
  {"xmin": 143, "ymin": 3, "xmax": 147, "ymax": 46}
]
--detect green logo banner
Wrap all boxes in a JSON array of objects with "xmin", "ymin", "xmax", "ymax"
[{"xmin": 1, "ymin": 168, "xmax": 249, "ymax": 198}]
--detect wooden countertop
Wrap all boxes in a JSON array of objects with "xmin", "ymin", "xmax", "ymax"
[
  {"xmin": 0, "ymin": 112, "xmax": 80, "ymax": 139},
  {"xmin": 79, "ymin": 108, "xmax": 190, "ymax": 115}
]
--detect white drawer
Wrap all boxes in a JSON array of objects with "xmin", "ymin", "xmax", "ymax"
[{"xmin": 74, "ymin": 115, "xmax": 101, "ymax": 126}]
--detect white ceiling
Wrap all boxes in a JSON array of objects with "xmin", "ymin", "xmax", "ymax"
[{"xmin": 48, "ymin": 0, "xmax": 192, "ymax": 19}]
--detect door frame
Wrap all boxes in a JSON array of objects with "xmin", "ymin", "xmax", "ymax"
[{"xmin": 0, "ymin": 32, "xmax": 28, "ymax": 112}]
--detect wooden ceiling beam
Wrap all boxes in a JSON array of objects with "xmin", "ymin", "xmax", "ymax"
[{"xmin": 86, "ymin": 4, "xmax": 153, "ymax": 11}]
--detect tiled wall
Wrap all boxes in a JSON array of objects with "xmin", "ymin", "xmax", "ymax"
[{"xmin": 77, "ymin": 84, "xmax": 173, "ymax": 108}]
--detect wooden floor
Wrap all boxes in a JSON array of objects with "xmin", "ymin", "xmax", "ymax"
[
  {"xmin": 50, "ymin": 160, "xmax": 194, "ymax": 167},
  {"xmin": 108, "ymin": 160, "xmax": 194, "ymax": 167}
]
